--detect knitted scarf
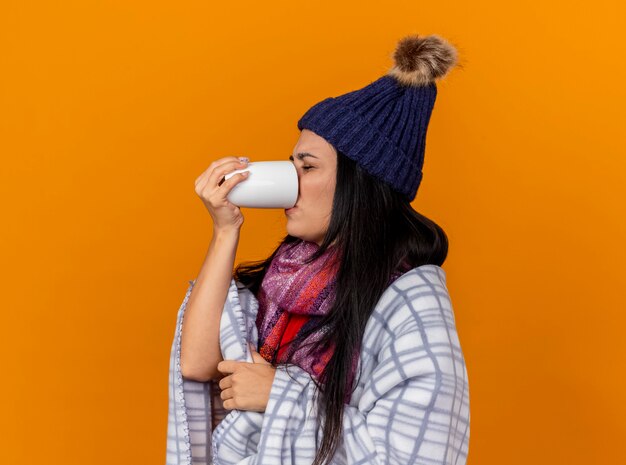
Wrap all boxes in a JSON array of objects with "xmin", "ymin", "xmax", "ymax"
[
  {"xmin": 255, "ymin": 239, "xmax": 410, "ymax": 403},
  {"xmin": 256, "ymin": 239, "xmax": 341, "ymax": 378}
]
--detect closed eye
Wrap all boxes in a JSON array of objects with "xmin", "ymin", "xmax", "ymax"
[{"xmin": 289, "ymin": 155, "xmax": 314, "ymax": 171}]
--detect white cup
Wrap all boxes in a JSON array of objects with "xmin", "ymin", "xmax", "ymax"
[{"xmin": 224, "ymin": 161, "xmax": 298, "ymax": 208}]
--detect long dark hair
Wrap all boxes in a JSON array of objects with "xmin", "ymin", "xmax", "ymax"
[{"xmin": 233, "ymin": 150, "xmax": 448, "ymax": 465}]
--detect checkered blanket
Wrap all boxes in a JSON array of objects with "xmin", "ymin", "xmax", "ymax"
[{"xmin": 166, "ymin": 265, "xmax": 470, "ymax": 464}]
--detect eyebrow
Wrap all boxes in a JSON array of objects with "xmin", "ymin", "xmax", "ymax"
[{"xmin": 289, "ymin": 152, "xmax": 319, "ymax": 161}]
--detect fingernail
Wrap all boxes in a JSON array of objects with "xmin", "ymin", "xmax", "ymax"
[{"xmin": 238, "ymin": 157, "xmax": 249, "ymax": 164}]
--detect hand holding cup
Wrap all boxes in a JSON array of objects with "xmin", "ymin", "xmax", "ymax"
[{"xmin": 194, "ymin": 156, "xmax": 251, "ymax": 233}]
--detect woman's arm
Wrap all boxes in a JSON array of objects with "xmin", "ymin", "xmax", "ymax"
[{"xmin": 180, "ymin": 228, "xmax": 240, "ymax": 381}]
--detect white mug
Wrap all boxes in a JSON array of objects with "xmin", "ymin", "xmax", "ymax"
[{"xmin": 224, "ymin": 161, "xmax": 298, "ymax": 208}]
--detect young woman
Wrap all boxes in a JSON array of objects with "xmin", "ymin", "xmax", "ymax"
[{"xmin": 167, "ymin": 33, "xmax": 469, "ymax": 465}]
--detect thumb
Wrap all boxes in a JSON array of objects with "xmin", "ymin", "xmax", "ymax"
[{"xmin": 249, "ymin": 342, "xmax": 270, "ymax": 364}]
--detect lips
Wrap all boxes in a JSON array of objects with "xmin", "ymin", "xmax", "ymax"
[{"xmin": 284, "ymin": 206, "xmax": 297, "ymax": 213}]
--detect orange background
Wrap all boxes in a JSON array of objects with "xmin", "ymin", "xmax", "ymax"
[{"xmin": 1, "ymin": 1, "xmax": 624, "ymax": 464}]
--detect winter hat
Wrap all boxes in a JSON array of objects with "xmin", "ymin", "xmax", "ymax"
[{"xmin": 297, "ymin": 34, "xmax": 458, "ymax": 202}]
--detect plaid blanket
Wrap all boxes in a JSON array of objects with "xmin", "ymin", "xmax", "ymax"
[{"xmin": 166, "ymin": 265, "xmax": 470, "ymax": 465}]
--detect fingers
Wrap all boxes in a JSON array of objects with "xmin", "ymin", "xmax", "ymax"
[
  {"xmin": 219, "ymin": 387, "xmax": 233, "ymax": 401},
  {"xmin": 218, "ymin": 374, "xmax": 232, "ymax": 390},
  {"xmin": 218, "ymin": 171, "xmax": 249, "ymax": 193},
  {"xmin": 220, "ymin": 388, "xmax": 237, "ymax": 410},
  {"xmin": 217, "ymin": 360, "xmax": 236, "ymax": 375},
  {"xmin": 210, "ymin": 160, "xmax": 249, "ymax": 190},
  {"xmin": 195, "ymin": 157, "xmax": 246, "ymax": 191},
  {"xmin": 200, "ymin": 158, "xmax": 247, "ymax": 192}
]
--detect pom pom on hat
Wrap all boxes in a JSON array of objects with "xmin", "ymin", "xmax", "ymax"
[{"xmin": 387, "ymin": 34, "xmax": 458, "ymax": 87}]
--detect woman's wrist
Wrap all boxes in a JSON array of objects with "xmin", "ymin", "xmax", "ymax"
[{"xmin": 212, "ymin": 226, "xmax": 241, "ymax": 241}]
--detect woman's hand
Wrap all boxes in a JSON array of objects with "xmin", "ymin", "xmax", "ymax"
[
  {"xmin": 194, "ymin": 156, "xmax": 250, "ymax": 234},
  {"xmin": 217, "ymin": 343, "xmax": 276, "ymax": 413}
]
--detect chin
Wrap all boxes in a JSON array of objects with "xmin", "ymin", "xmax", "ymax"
[
  {"xmin": 285, "ymin": 225, "xmax": 308, "ymax": 242},
  {"xmin": 285, "ymin": 223, "xmax": 302, "ymax": 239}
]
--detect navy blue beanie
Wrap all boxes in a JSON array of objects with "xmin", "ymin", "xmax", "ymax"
[{"xmin": 297, "ymin": 34, "xmax": 458, "ymax": 202}]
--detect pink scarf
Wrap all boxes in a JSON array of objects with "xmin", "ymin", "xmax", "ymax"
[
  {"xmin": 255, "ymin": 238, "xmax": 409, "ymax": 403},
  {"xmin": 256, "ymin": 240, "xmax": 340, "ymax": 375}
]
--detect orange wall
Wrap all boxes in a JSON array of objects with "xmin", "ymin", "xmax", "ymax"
[{"xmin": 1, "ymin": 1, "xmax": 624, "ymax": 464}]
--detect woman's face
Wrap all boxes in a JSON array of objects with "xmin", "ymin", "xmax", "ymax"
[{"xmin": 285, "ymin": 129, "xmax": 337, "ymax": 246}]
